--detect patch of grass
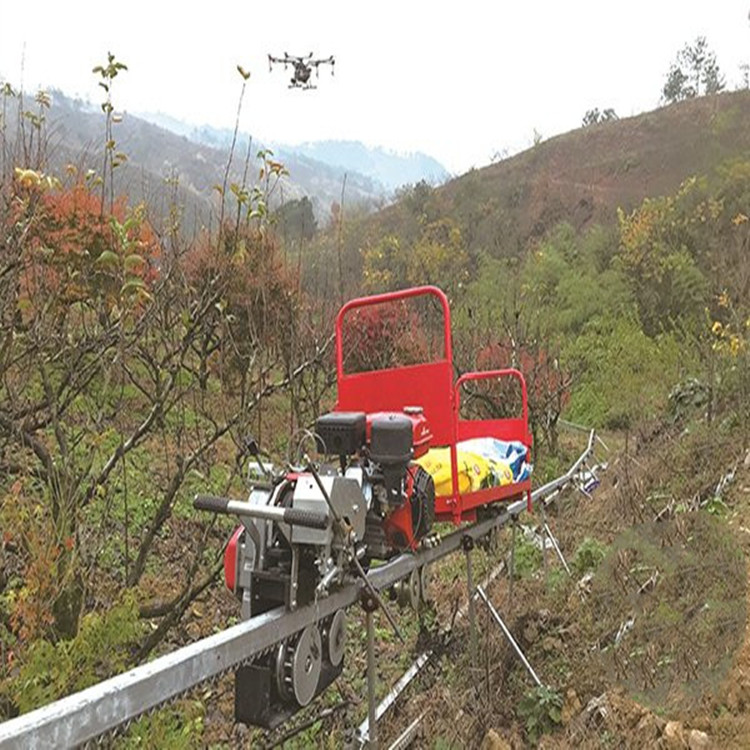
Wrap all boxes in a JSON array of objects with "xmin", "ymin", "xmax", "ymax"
[
  {"xmin": 546, "ymin": 567, "xmax": 569, "ymax": 596},
  {"xmin": 7, "ymin": 594, "xmax": 145, "ymax": 714},
  {"xmin": 571, "ymin": 537, "xmax": 607, "ymax": 577},
  {"xmin": 518, "ymin": 683, "xmax": 563, "ymax": 743},
  {"xmin": 514, "ymin": 536, "xmax": 542, "ymax": 579},
  {"xmin": 121, "ymin": 698, "xmax": 205, "ymax": 749}
]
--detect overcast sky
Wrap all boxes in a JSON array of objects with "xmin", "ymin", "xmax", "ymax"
[{"xmin": 1, "ymin": 1, "xmax": 748, "ymax": 174}]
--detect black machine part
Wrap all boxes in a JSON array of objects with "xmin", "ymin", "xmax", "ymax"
[
  {"xmin": 235, "ymin": 613, "xmax": 345, "ymax": 728},
  {"xmin": 369, "ymin": 413, "xmax": 413, "ymax": 465},
  {"xmin": 369, "ymin": 413, "xmax": 414, "ymax": 505},
  {"xmin": 315, "ymin": 411, "xmax": 367, "ymax": 456},
  {"xmin": 410, "ymin": 465, "xmax": 435, "ymax": 539}
]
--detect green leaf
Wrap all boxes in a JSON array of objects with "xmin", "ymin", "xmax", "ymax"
[
  {"xmin": 120, "ymin": 278, "xmax": 147, "ymax": 295},
  {"xmin": 124, "ymin": 254, "xmax": 145, "ymax": 272},
  {"xmin": 96, "ymin": 250, "xmax": 119, "ymax": 267}
]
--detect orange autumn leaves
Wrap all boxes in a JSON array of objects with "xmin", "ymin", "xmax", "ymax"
[{"xmin": 11, "ymin": 175, "xmax": 160, "ymax": 321}]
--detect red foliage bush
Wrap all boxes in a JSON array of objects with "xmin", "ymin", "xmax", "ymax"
[
  {"xmin": 341, "ymin": 300, "xmax": 432, "ymax": 373},
  {"xmin": 14, "ymin": 182, "xmax": 160, "ymax": 318}
]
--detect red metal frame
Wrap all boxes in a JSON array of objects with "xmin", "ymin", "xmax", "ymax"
[
  {"xmin": 336, "ymin": 286, "xmax": 455, "ymax": 446},
  {"xmin": 335, "ymin": 286, "xmax": 533, "ymax": 523},
  {"xmin": 454, "ymin": 370, "xmax": 533, "ymax": 515},
  {"xmin": 224, "ymin": 525, "xmax": 244, "ymax": 593}
]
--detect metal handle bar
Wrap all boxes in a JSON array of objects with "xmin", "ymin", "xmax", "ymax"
[
  {"xmin": 454, "ymin": 368, "xmax": 530, "ymax": 430},
  {"xmin": 193, "ymin": 494, "xmax": 329, "ymax": 530}
]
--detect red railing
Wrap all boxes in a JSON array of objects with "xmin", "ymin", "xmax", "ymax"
[{"xmin": 335, "ymin": 286, "xmax": 532, "ymax": 521}]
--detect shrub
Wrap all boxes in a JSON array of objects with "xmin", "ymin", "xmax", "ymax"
[
  {"xmin": 6, "ymin": 594, "xmax": 144, "ymax": 714},
  {"xmin": 518, "ymin": 684, "xmax": 563, "ymax": 743},
  {"xmin": 571, "ymin": 537, "xmax": 607, "ymax": 577}
]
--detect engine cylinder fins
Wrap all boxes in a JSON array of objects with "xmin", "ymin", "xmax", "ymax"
[
  {"xmin": 276, "ymin": 625, "xmax": 323, "ymax": 707},
  {"xmin": 396, "ymin": 568, "xmax": 421, "ymax": 611},
  {"xmin": 325, "ymin": 609, "xmax": 347, "ymax": 667}
]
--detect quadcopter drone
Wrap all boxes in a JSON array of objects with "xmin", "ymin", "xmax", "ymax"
[{"xmin": 268, "ymin": 52, "xmax": 335, "ymax": 90}]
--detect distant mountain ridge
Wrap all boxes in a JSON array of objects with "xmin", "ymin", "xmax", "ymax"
[
  {"xmin": 4, "ymin": 85, "xmax": 448, "ymax": 232},
  {"xmin": 137, "ymin": 112, "xmax": 449, "ymax": 193},
  {"xmin": 274, "ymin": 140, "xmax": 449, "ymax": 191},
  {"xmin": 4, "ymin": 90, "xmax": 403, "ymax": 227}
]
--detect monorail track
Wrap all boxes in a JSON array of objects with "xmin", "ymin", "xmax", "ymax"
[{"xmin": 0, "ymin": 431, "xmax": 599, "ymax": 749}]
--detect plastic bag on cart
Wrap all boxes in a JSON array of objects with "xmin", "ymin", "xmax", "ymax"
[
  {"xmin": 458, "ymin": 438, "xmax": 532, "ymax": 482},
  {"xmin": 416, "ymin": 438, "xmax": 530, "ymax": 498},
  {"xmin": 416, "ymin": 447, "xmax": 488, "ymax": 496}
]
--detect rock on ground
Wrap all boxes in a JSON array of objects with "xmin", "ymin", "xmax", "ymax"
[
  {"xmin": 479, "ymin": 728, "xmax": 512, "ymax": 750},
  {"xmin": 687, "ymin": 729, "xmax": 711, "ymax": 750}
]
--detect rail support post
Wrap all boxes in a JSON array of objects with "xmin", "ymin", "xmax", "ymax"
[
  {"xmin": 475, "ymin": 585, "xmax": 542, "ymax": 688},
  {"xmin": 361, "ymin": 589, "xmax": 379, "ymax": 749},
  {"xmin": 543, "ymin": 521, "xmax": 571, "ymax": 576},
  {"xmin": 462, "ymin": 534, "xmax": 478, "ymax": 670},
  {"xmin": 508, "ymin": 518, "xmax": 517, "ymax": 613},
  {"xmin": 541, "ymin": 502, "xmax": 549, "ymax": 580}
]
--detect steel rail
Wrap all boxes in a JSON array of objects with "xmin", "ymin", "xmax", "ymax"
[
  {"xmin": 387, "ymin": 712, "xmax": 425, "ymax": 750},
  {"xmin": 0, "ymin": 431, "xmax": 597, "ymax": 749}
]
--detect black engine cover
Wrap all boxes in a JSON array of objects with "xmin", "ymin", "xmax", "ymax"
[
  {"xmin": 370, "ymin": 413, "xmax": 413, "ymax": 465},
  {"xmin": 315, "ymin": 411, "xmax": 366, "ymax": 456}
]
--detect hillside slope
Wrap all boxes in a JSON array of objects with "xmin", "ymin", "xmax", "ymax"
[
  {"xmin": 368, "ymin": 90, "xmax": 750, "ymax": 257},
  {"xmin": 12, "ymin": 90, "xmax": 386, "ymax": 230}
]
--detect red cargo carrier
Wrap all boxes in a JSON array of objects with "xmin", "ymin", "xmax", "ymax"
[{"xmin": 335, "ymin": 285, "xmax": 532, "ymax": 523}]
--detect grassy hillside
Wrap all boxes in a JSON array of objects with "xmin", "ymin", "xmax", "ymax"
[
  {"xmin": 2, "ymin": 71, "xmax": 750, "ymax": 749},
  {"xmin": 363, "ymin": 90, "xmax": 750, "ymax": 258}
]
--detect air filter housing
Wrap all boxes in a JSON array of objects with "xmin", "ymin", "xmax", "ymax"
[
  {"xmin": 369, "ymin": 413, "xmax": 413, "ymax": 466},
  {"xmin": 315, "ymin": 411, "xmax": 367, "ymax": 456}
]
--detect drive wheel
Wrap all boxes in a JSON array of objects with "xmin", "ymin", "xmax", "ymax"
[{"xmin": 276, "ymin": 625, "xmax": 323, "ymax": 706}]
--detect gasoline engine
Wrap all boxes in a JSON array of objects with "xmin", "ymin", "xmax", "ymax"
[{"xmin": 194, "ymin": 408, "xmax": 435, "ymax": 727}]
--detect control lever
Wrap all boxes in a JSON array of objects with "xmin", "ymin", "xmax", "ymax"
[
  {"xmin": 193, "ymin": 494, "xmax": 329, "ymax": 530},
  {"xmin": 244, "ymin": 434, "xmax": 274, "ymax": 482}
]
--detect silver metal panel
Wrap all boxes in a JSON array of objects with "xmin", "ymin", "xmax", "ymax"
[
  {"xmin": 330, "ymin": 477, "xmax": 367, "ymax": 540},
  {"xmin": 291, "ymin": 476, "xmax": 332, "ymax": 546},
  {"xmin": 290, "ymin": 475, "xmax": 366, "ymax": 544}
]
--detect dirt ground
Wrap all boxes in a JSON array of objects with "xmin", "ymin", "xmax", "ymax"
[{"xmin": 371, "ymin": 427, "xmax": 750, "ymax": 750}]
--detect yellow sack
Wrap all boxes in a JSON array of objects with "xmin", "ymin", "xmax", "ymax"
[{"xmin": 417, "ymin": 446, "xmax": 514, "ymax": 497}]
